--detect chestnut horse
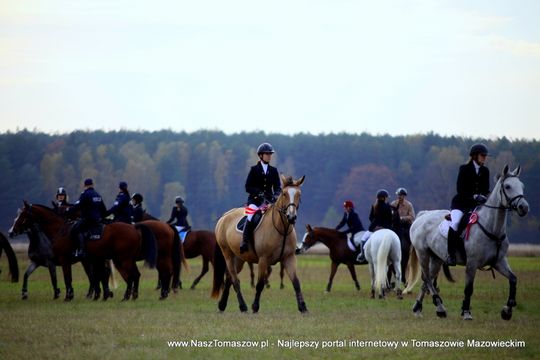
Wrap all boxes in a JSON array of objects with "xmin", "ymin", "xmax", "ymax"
[
  {"xmin": 212, "ymin": 175, "xmax": 307, "ymax": 313},
  {"xmin": 9, "ymin": 202, "xmax": 157, "ymax": 301},
  {"xmin": 299, "ymin": 225, "xmax": 366, "ymax": 292}
]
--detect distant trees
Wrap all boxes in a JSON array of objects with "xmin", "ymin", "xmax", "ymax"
[{"xmin": 1, "ymin": 130, "xmax": 539, "ymax": 244}]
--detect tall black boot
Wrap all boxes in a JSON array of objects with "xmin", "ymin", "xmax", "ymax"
[
  {"xmin": 356, "ymin": 240, "xmax": 367, "ymax": 264},
  {"xmin": 240, "ymin": 220, "xmax": 254, "ymax": 254},
  {"xmin": 74, "ymin": 233, "xmax": 86, "ymax": 258},
  {"xmin": 445, "ymin": 228, "xmax": 457, "ymax": 266}
]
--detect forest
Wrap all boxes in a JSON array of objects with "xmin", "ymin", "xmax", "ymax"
[{"xmin": 1, "ymin": 130, "xmax": 538, "ymax": 244}]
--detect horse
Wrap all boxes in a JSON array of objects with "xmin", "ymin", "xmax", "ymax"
[
  {"xmin": 299, "ymin": 225, "xmax": 365, "ymax": 292},
  {"xmin": 364, "ymin": 228, "xmax": 403, "ymax": 299},
  {"xmin": 211, "ymin": 174, "xmax": 307, "ymax": 313},
  {"xmin": 404, "ymin": 165, "xmax": 529, "ymax": 320},
  {"xmin": 9, "ymin": 202, "xmax": 158, "ymax": 301},
  {"xmin": 0, "ymin": 231, "xmax": 19, "ymax": 283}
]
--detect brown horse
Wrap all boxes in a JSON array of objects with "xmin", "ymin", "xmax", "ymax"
[
  {"xmin": 9, "ymin": 202, "xmax": 157, "ymax": 301},
  {"xmin": 212, "ymin": 175, "xmax": 307, "ymax": 313},
  {"xmin": 0, "ymin": 231, "xmax": 19, "ymax": 283},
  {"xmin": 299, "ymin": 225, "xmax": 365, "ymax": 292}
]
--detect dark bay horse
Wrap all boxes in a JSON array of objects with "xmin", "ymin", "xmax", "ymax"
[
  {"xmin": 9, "ymin": 202, "xmax": 157, "ymax": 301},
  {"xmin": 404, "ymin": 165, "xmax": 529, "ymax": 320},
  {"xmin": 212, "ymin": 175, "xmax": 307, "ymax": 313},
  {"xmin": 0, "ymin": 231, "xmax": 19, "ymax": 283},
  {"xmin": 299, "ymin": 225, "xmax": 365, "ymax": 292}
]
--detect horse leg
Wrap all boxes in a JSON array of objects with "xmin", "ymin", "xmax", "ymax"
[
  {"xmin": 47, "ymin": 263, "xmax": 61, "ymax": 299},
  {"xmin": 61, "ymin": 262, "xmax": 74, "ymax": 301},
  {"xmin": 82, "ymin": 260, "xmax": 95, "ymax": 299},
  {"xmin": 101, "ymin": 261, "xmax": 113, "ymax": 301},
  {"xmin": 265, "ymin": 265, "xmax": 272, "ymax": 289},
  {"xmin": 131, "ymin": 265, "xmax": 141, "ymax": 300},
  {"xmin": 280, "ymin": 263, "xmax": 285, "ymax": 289},
  {"xmin": 493, "ymin": 258, "xmax": 517, "ymax": 320},
  {"xmin": 114, "ymin": 260, "xmax": 133, "ymax": 301},
  {"xmin": 252, "ymin": 258, "xmax": 269, "ymax": 313},
  {"xmin": 346, "ymin": 263, "xmax": 361, "ymax": 291},
  {"xmin": 460, "ymin": 263, "xmax": 477, "ymax": 320},
  {"xmin": 190, "ymin": 258, "xmax": 209, "ymax": 290},
  {"xmin": 368, "ymin": 261, "xmax": 376, "ymax": 299},
  {"xmin": 218, "ymin": 275, "xmax": 233, "ymax": 312},
  {"xmin": 412, "ymin": 254, "xmax": 431, "ymax": 316},
  {"xmin": 326, "ymin": 262, "xmax": 339, "ymax": 293},
  {"xmin": 249, "ymin": 262, "xmax": 255, "ymax": 288},
  {"xmin": 225, "ymin": 256, "xmax": 248, "ymax": 312},
  {"xmin": 427, "ymin": 258, "xmax": 446, "ymax": 317},
  {"xmin": 21, "ymin": 262, "xmax": 38, "ymax": 300},
  {"xmin": 283, "ymin": 255, "xmax": 308, "ymax": 313},
  {"xmin": 393, "ymin": 260, "xmax": 403, "ymax": 300}
]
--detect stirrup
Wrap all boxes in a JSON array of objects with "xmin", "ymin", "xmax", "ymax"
[{"xmin": 445, "ymin": 255, "xmax": 456, "ymax": 266}]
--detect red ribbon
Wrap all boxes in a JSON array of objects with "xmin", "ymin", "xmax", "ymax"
[{"xmin": 465, "ymin": 212, "xmax": 478, "ymax": 240}]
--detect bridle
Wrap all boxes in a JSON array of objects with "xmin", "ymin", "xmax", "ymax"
[
  {"xmin": 271, "ymin": 187, "xmax": 301, "ymax": 260},
  {"xmin": 482, "ymin": 175, "xmax": 524, "ymax": 212}
]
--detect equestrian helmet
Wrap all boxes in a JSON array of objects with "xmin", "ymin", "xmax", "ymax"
[
  {"xmin": 84, "ymin": 178, "xmax": 93, "ymax": 186},
  {"xmin": 175, "ymin": 196, "xmax": 184, "ymax": 204},
  {"xmin": 56, "ymin": 187, "xmax": 67, "ymax": 196},
  {"xmin": 395, "ymin": 187, "xmax": 408, "ymax": 196},
  {"xmin": 376, "ymin": 189, "xmax": 389, "ymax": 198},
  {"xmin": 131, "ymin": 193, "xmax": 143, "ymax": 203},
  {"xmin": 469, "ymin": 143, "xmax": 488, "ymax": 157},
  {"xmin": 119, "ymin": 181, "xmax": 128, "ymax": 190},
  {"xmin": 343, "ymin": 200, "xmax": 354, "ymax": 208},
  {"xmin": 257, "ymin": 142, "xmax": 275, "ymax": 154}
]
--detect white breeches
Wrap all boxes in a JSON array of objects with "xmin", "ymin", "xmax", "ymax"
[
  {"xmin": 450, "ymin": 209, "xmax": 464, "ymax": 231},
  {"xmin": 246, "ymin": 204, "xmax": 258, "ymax": 221}
]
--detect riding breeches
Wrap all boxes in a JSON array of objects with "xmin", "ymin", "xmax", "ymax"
[
  {"xmin": 450, "ymin": 209, "xmax": 464, "ymax": 231},
  {"xmin": 245, "ymin": 204, "xmax": 259, "ymax": 221}
]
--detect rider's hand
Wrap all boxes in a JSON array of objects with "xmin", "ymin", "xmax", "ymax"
[{"xmin": 473, "ymin": 194, "xmax": 487, "ymax": 204}]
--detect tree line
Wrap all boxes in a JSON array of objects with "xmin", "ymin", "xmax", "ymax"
[{"xmin": 1, "ymin": 130, "xmax": 539, "ymax": 243}]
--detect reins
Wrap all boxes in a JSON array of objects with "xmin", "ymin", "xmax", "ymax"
[{"xmin": 271, "ymin": 194, "xmax": 298, "ymax": 261}]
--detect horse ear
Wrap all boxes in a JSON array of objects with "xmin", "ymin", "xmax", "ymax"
[
  {"xmin": 280, "ymin": 173, "xmax": 287, "ymax": 186},
  {"xmin": 306, "ymin": 224, "xmax": 312, "ymax": 232},
  {"xmin": 502, "ymin": 164, "xmax": 509, "ymax": 176},
  {"xmin": 23, "ymin": 200, "xmax": 30, "ymax": 209},
  {"xmin": 294, "ymin": 175, "xmax": 306, "ymax": 187},
  {"xmin": 513, "ymin": 165, "xmax": 521, "ymax": 176}
]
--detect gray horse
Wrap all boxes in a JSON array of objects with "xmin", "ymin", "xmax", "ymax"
[{"xmin": 404, "ymin": 165, "xmax": 529, "ymax": 320}]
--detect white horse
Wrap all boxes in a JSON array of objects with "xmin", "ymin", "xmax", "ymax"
[
  {"xmin": 404, "ymin": 165, "xmax": 529, "ymax": 320},
  {"xmin": 365, "ymin": 229, "xmax": 403, "ymax": 299}
]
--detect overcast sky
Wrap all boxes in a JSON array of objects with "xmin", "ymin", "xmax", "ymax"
[{"xmin": 1, "ymin": 0, "xmax": 539, "ymax": 139}]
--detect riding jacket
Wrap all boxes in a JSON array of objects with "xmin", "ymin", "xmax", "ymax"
[
  {"xmin": 368, "ymin": 200, "xmax": 393, "ymax": 231},
  {"xmin": 106, "ymin": 190, "xmax": 132, "ymax": 223},
  {"xmin": 336, "ymin": 209, "xmax": 365, "ymax": 236},
  {"xmin": 167, "ymin": 205, "xmax": 190, "ymax": 228},
  {"xmin": 245, "ymin": 161, "xmax": 282, "ymax": 206},
  {"xmin": 71, "ymin": 187, "xmax": 107, "ymax": 225},
  {"xmin": 131, "ymin": 203, "xmax": 145, "ymax": 223},
  {"xmin": 451, "ymin": 161, "xmax": 490, "ymax": 212}
]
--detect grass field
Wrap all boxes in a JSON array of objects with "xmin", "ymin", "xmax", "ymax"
[{"xmin": 1, "ymin": 252, "xmax": 539, "ymax": 359}]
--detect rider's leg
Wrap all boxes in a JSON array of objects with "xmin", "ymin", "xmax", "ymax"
[
  {"xmin": 446, "ymin": 210, "xmax": 463, "ymax": 266},
  {"xmin": 356, "ymin": 232, "xmax": 371, "ymax": 263},
  {"xmin": 240, "ymin": 204, "xmax": 258, "ymax": 254}
]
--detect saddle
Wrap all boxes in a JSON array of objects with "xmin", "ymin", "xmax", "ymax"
[
  {"xmin": 236, "ymin": 211, "xmax": 264, "ymax": 233},
  {"xmin": 84, "ymin": 224, "xmax": 104, "ymax": 241}
]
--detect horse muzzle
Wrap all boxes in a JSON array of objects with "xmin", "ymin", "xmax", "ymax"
[{"xmin": 516, "ymin": 199, "xmax": 529, "ymax": 217}]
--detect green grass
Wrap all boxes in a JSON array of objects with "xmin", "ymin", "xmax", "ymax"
[{"xmin": 1, "ymin": 254, "xmax": 539, "ymax": 359}]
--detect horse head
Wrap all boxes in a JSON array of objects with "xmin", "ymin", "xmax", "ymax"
[
  {"xmin": 299, "ymin": 224, "xmax": 316, "ymax": 253},
  {"xmin": 494, "ymin": 165, "xmax": 529, "ymax": 217},
  {"xmin": 8, "ymin": 200, "xmax": 33, "ymax": 238},
  {"xmin": 277, "ymin": 174, "xmax": 305, "ymax": 225}
]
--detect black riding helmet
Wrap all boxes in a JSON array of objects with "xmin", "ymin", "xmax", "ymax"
[
  {"xmin": 469, "ymin": 143, "xmax": 488, "ymax": 157},
  {"xmin": 376, "ymin": 189, "xmax": 389, "ymax": 199},
  {"xmin": 131, "ymin": 193, "xmax": 143, "ymax": 203},
  {"xmin": 257, "ymin": 142, "xmax": 275, "ymax": 154},
  {"xmin": 175, "ymin": 196, "xmax": 184, "ymax": 204},
  {"xmin": 56, "ymin": 187, "xmax": 67, "ymax": 196}
]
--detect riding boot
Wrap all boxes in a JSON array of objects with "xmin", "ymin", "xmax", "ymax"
[
  {"xmin": 74, "ymin": 233, "xmax": 86, "ymax": 258},
  {"xmin": 356, "ymin": 240, "xmax": 367, "ymax": 264},
  {"xmin": 240, "ymin": 220, "xmax": 254, "ymax": 254},
  {"xmin": 445, "ymin": 228, "xmax": 457, "ymax": 266}
]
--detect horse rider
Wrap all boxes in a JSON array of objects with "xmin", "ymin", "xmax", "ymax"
[
  {"xmin": 357, "ymin": 189, "xmax": 393, "ymax": 263},
  {"xmin": 335, "ymin": 200, "xmax": 365, "ymax": 255},
  {"xmin": 446, "ymin": 143, "xmax": 490, "ymax": 266},
  {"xmin": 166, "ymin": 196, "xmax": 190, "ymax": 231},
  {"xmin": 106, "ymin": 181, "xmax": 132, "ymax": 224},
  {"xmin": 130, "ymin": 193, "xmax": 145, "ymax": 223},
  {"xmin": 68, "ymin": 178, "xmax": 107, "ymax": 258},
  {"xmin": 390, "ymin": 187, "xmax": 415, "ymax": 239},
  {"xmin": 240, "ymin": 142, "xmax": 282, "ymax": 253},
  {"xmin": 52, "ymin": 186, "xmax": 72, "ymax": 215}
]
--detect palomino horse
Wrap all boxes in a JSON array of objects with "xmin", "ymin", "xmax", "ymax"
[
  {"xmin": 0, "ymin": 231, "xmax": 18, "ymax": 283},
  {"xmin": 364, "ymin": 229, "xmax": 403, "ymax": 299},
  {"xmin": 299, "ymin": 225, "xmax": 365, "ymax": 292},
  {"xmin": 9, "ymin": 202, "xmax": 158, "ymax": 301},
  {"xmin": 212, "ymin": 175, "xmax": 307, "ymax": 313},
  {"xmin": 404, "ymin": 165, "xmax": 529, "ymax": 320}
]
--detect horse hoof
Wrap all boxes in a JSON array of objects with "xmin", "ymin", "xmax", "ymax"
[
  {"xmin": 239, "ymin": 304, "xmax": 248, "ymax": 313},
  {"xmin": 412, "ymin": 301, "xmax": 422, "ymax": 313},
  {"xmin": 436, "ymin": 310, "xmax": 447, "ymax": 318},
  {"xmin": 462, "ymin": 310, "xmax": 473, "ymax": 320},
  {"xmin": 22, "ymin": 293, "xmax": 28, "ymax": 300},
  {"xmin": 54, "ymin": 289, "xmax": 61, "ymax": 299},
  {"xmin": 280, "ymin": 284, "xmax": 285, "ymax": 290},
  {"xmin": 501, "ymin": 306, "xmax": 513, "ymax": 321}
]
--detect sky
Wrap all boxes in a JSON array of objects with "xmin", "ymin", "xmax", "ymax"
[{"xmin": 1, "ymin": 0, "xmax": 539, "ymax": 139}]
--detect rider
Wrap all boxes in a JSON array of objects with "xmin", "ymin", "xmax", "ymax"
[
  {"xmin": 390, "ymin": 187, "xmax": 415, "ymax": 237},
  {"xmin": 240, "ymin": 142, "xmax": 282, "ymax": 253},
  {"xmin": 69, "ymin": 178, "xmax": 107, "ymax": 258},
  {"xmin": 106, "ymin": 181, "xmax": 132, "ymax": 223},
  {"xmin": 130, "ymin": 193, "xmax": 145, "ymax": 223},
  {"xmin": 53, "ymin": 186, "xmax": 72, "ymax": 215},
  {"xmin": 166, "ymin": 196, "xmax": 190, "ymax": 231},
  {"xmin": 446, "ymin": 143, "xmax": 490, "ymax": 266},
  {"xmin": 335, "ymin": 200, "xmax": 365, "ymax": 251},
  {"xmin": 357, "ymin": 189, "xmax": 393, "ymax": 263}
]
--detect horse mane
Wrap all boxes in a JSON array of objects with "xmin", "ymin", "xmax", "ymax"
[
  {"xmin": 314, "ymin": 227, "xmax": 346, "ymax": 240},
  {"xmin": 32, "ymin": 204, "xmax": 62, "ymax": 217}
]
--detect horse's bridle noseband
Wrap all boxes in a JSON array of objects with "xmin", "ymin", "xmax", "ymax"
[{"xmin": 483, "ymin": 175, "xmax": 524, "ymax": 212}]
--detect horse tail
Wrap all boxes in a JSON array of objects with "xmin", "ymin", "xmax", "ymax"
[
  {"xmin": 135, "ymin": 223, "xmax": 157, "ymax": 269},
  {"xmin": 403, "ymin": 247, "xmax": 420, "ymax": 293},
  {"xmin": 108, "ymin": 259, "xmax": 118, "ymax": 289},
  {"xmin": 211, "ymin": 242, "xmax": 226, "ymax": 299},
  {"xmin": 0, "ymin": 232, "xmax": 19, "ymax": 282},
  {"xmin": 374, "ymin": 232, "xmax": 392, "ymax": 294},
  {"xmin": 442, "ymin": 264, "xmax": 455, "ymax": 283}
]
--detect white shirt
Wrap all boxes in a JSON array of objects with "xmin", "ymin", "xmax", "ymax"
[{"xmin": 261, "ymin": 162, "xmax": 269, "ymax": 174}]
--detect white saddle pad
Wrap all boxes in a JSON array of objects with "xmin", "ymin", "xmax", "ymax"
[
  {"xmin": 347, "ymin": 232, "xmax": 365, "ymax": 251},
  {"xmin": 438, "ymin": 220, "xmax": 450, "ymax": 239}
]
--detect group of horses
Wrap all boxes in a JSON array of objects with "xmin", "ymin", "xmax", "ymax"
[{"xmin": 1, "ymin": 165, "xmax": 530, "ymax": 321}]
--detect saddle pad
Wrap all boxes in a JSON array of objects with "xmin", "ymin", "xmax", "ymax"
[
  {"xmin": 438, "ymin": 220, "xmax": 450, "ymax": 239},
  {"xmin": 235, "ymin": 213, "xmax": 265, "ymax": 233},
  {"xmin": 174, "ymin": 226, "xmax": 189, "ymax": 243},
  {"xmin": 86, "ymin": 224, "xmax": 104, "ymax": 241}
]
